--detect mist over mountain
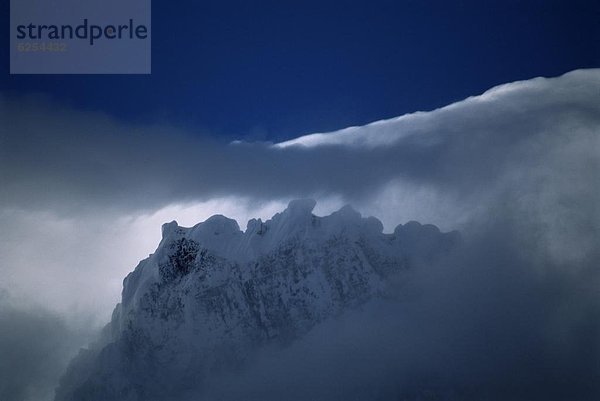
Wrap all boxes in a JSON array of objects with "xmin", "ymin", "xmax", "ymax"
[
  {"xmin": 54, "ymin": 192, "xmax": 600, "ymax": 401},
  {"xmin": 55, "ymin": 200, "xmax": 459, "ymax": 401},
  {"xmin": 0, "ymin": 70, "xmax": 598, "ymax": 401}
]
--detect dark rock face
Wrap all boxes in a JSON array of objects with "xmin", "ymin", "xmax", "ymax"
[{"xmin": 159, "ymin": 238, "xmax": 201, "ymax": 282}]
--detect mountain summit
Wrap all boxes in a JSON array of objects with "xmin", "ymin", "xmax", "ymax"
[{"xmin": 55, "ymin": 200, "xmax": 458, "ymax": 401}]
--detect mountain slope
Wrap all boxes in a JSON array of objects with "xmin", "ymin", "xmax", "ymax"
[{"xmin": 55, "ymin": 200, "xmax": 458, "ymax": 401}]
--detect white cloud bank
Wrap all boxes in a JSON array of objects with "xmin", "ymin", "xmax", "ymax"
[
  {"xmin": 0, "ymin": 69, "xmax": 598, "ymax": 400},
  {"xmin": 1, "ymin": 69, "xmax": 598, "ymax": 215}
]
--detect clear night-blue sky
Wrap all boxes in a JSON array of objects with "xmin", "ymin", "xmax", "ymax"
[{"xmin": 2, "ymin": 0, "xmax": 599, "ymax": 141}]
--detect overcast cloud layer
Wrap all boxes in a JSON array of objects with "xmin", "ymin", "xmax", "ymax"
[{"xmin": 0, "ymin": 69, "xmax": 599, "ymax": 400}]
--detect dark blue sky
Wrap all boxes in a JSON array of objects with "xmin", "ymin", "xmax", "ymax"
[{"xmin": 2, "ymin": 0, "xmax": 599, "ymax": 141}]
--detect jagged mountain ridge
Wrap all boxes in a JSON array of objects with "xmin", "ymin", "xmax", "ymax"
[{"xmin": 55, "ymin": 199, "xmax": 458, "ymax": 401}]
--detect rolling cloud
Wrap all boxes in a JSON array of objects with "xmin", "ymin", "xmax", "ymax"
[{"xmin": 1, "ymin": 69, "xmax": 598, "ymax": 215}]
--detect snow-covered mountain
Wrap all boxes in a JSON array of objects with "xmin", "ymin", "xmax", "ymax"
[{"xmin": 55, "ymin": 199, "xmax": 458, "ymax": 401}]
